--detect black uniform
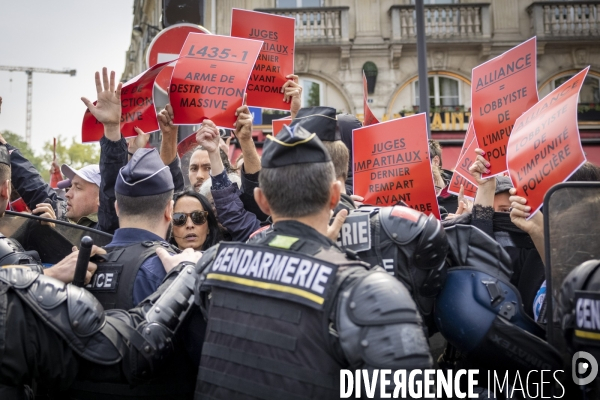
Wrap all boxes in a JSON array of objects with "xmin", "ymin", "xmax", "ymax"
[{"xmin": 195, "ymin": 219, "xmax": 433, "ymax": 399}]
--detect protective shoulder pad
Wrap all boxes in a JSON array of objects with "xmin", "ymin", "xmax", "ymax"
[
  {"xmin": 67, "ymin": 284, "xmax": 106, "ymax": 337},
  {"xmin": 0, "ymin": 266, "xmax": 40, "ymax": 288},
  {"xmin": 2, "ymin": 270, "xmax": 122, "ymax": 365},
  {"xmin": 348, "ymin": 272, "xmax": 421, "ymax": 326},
  {"xmin": 379, "ymin": 206, "xmax": 427, "ymax": 245},
  {"xmin": 444, "ymin": 224, "xmax": 512, "ymax": 279},
  {"xmin": 196, "ymin": 244, "xmax": 219, "ymax": 275},
  {"xmin": 336, "ymin": 271, "xmax": 432, "ymax": 369}
]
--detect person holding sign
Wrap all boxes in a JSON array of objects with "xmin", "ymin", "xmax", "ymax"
[{"xmin": 468, "ymin": 147, "xmax": 546, "ymax": 318}]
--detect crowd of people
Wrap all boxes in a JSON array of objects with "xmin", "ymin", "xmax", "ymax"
[{"xmin": 0, "ymin": 65, "xmax": 598, "ymax": 400}]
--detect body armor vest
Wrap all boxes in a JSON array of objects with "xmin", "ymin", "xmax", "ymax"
[
  {"xmin": 196, "ymin": 235, "xmax": 370, "ymax": 400},
  {"xmin": 69, "ymin": 240, "xmax": 193, "ymax": 399},
  {"xmin": 85, "ymin": 241, "xmax": 178, "ymax": 310}
]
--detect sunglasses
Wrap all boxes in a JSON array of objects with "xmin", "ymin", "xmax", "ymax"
[{"xmin": 172, "ymin": 211, "xmax": 209, "ymax": 226}]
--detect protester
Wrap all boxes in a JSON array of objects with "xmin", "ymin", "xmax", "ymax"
[
  {"xmin": 429, "ymin": 138, "xmax": 458, "ymax": 213},
  {"xmin": 80, "ymin": 68, "xmax": 184, "ymax": 310},
  {"xmin": 468, "ymin": 147, "xmax": 545, "ymax": 318},
  {"xmin": 171, "ymin": 189, "xmax": 221, "ymax": 251},
  {"xmin": 0, "ymin": 130, "xmax": 103, "ymax": 228}
]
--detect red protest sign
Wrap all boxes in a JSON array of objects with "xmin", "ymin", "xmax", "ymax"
[
  {"xmin": 170, "ymin": 33, "xmax": 263, "ymax": 128},
  {"xmin": 353, "ymin": 113, "xmax": 441, "ymax": 219},
  {"xmin": 453, "ymin": 121, "xmax": 479, "ymax": 186},
  {"xmin": 81, "ymin": 102, "xmax": 104, "ymax": 143},
  {"xmin": 82, "ymin": 61, "xmax": 175, "ymax": 143},
  {"xmin": 507, "ymin": 67, "xmax": 589, "ymax": 218},
  {"xmin": 272, "ymin": 116, "xmax": 292, "ymax": 135},
  {"xmin": 231, "ymin": 9, "xmax": 295, "ymax": 111},
  {"xmin": 472, "ymin": 37, "xmax": 538, "ymax": 178},
  {"xmin": 120, "ymin": 60, "xmax": 175, "ymax": 138},
  {"xmin": 448, "ymin": 172, "xmax": 478, "ymax": 200},
  {"xmin": 177, "ymin": 133, "xmax": 198, "ymax": 158},
  {"xmin": 363, "ymin": 71, "xmax": 379, "ymax": 126}
]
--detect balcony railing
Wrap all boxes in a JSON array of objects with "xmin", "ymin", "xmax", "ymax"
[
  {"xmin": 255, "ymin": 7, "xmax": 349, "ymax": 42},
  {"xmin": 528, "ymin": 2, "xmax": 599, "ymax": 38},
  {"xmin": 389, "ymin": 4, "xmax": 491, "ymax": 41}
]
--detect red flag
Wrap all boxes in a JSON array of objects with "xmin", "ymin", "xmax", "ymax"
[{"xmin": 362, "ymin": 71, "xmax": 379, "ymax": 126}]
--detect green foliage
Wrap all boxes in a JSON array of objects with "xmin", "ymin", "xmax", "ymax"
[
  {"xmin": 0, "ymin": 130, "xmax": 48, "ymax": 180},
  {"xmin": 42, "ymin": 135, "xmax": 100, "ymax": 170},
  {"xmin": 306, "ymin": 82, "xmax": 320, "ymax": 107},
  {"xmin": 0, "ymin": 131, "xmax": 100, "ymax": 182}
]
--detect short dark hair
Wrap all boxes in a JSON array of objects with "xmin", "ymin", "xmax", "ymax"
[
  {"xmin": 259, "ymin": 162, "xmax": 335, "ymax": 218},
  {"xmin": 116, "ymin": 190, "xmax": 173, "ymax": 220},
  {"xmin": 171, "ymin": 189, "xmax": 222, "ymax": 250},
  {"xmin": 189, "ymin": 146, "xmax": 237, "ymax": 174},
  {"xmin": 568, "ymin": 161, "xmax": 600, "ymax": 182},
  {"xmin": 0, "ymin": 163, "xmax": 10, "ymax": 184},
  {"xmin": 323, "ymin": 141, "xmax": 349, "ymax": 182},
  {"xmin": 428, "ymin": 139, "xmax": 443, "ymax": 168}
]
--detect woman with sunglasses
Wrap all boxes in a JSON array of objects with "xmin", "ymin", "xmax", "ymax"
[{"xmin": 171, "ymin": 190, "xmax": 222, "ymax": 251}]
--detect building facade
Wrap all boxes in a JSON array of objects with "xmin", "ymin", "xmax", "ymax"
[{"xmin": 123, "ymin": 0, "xmax": 600, "ymax": 167}]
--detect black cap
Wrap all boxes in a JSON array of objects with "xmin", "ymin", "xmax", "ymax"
[
  {"xmin": 289, "ymin": 106, "xmax": 340, "ymax": 142},
  {"xmin": 0, "ymin": 146, "xmax": 9, "ymax": 166},
  {"xmin": 261, "ymin": 125, "xmax": 331, "ymax": 169},
  {"xmin": 116, "ymin": 148, "xmax": 174, "ymax": 197},
  {"xmin": 495, "ymin": 176, "xmax": 514, "ymax": 195}
]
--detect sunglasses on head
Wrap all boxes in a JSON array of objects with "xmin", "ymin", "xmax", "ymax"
[{"xmin": 172, "ymin": 211, "xmax": 209, "ymax": 226}]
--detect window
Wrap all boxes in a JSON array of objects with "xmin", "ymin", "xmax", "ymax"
[
  {"xmin": 300, "ymin": 78, "xmax": 323, "ymax": 107},
  {"xmin": 363, "ymin": 62, "xmax": 378, "ymax": 95},
  {"xmin": 414, "ymin": 76, "xmax": 460, "ymax": 109},
  {"xmin": 553, "ymin": 75, "xmax": 600, "ymax": 104},
  {"xmin": 277, "ymin": 0, "xmax": 322, "ymax": 7},
  {"xmin": 410, "ymin": 0, "xmax": 458, "ymax": 3}
]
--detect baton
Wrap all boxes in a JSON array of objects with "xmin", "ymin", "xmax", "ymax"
[{"xmin": 72, "ymin": 236, "xmax": 93, "ymax": 287}]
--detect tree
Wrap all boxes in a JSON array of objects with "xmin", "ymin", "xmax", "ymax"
[
  {"xmin": 42, "ymin": 136, "xmax": 100, "ymax": 171},
  {"xmin": 0, "ymin": 130, "xmax": 48, "ymax": 180},
  {"xmin": 307, "ymin": 81, "xmax": 320, "ymax": 107}
]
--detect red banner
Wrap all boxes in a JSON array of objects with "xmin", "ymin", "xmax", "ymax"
[
  {"xmin": 472, "ymin": 37, "xmax": 538, "ymax": 178},
  {"xmin": 82, "ymin": 60, "xmax": 174, "ymax": 143},
  {"xmin": 453, "ymin": 121, "xmax": 479, "ymax": 186},
  {"xmin": 507, "ymin": 67, "xmax": 588, "ymax": 218},
  {"xmin": 353, "ymin": 113, "xmax": 441, "ymax": 219},
  {"xmin": 231, "ymin": 9, "xmax": 295, "ymax": 111},
  {"xmin": 363, "ymin": 71, "xmax": 379, "ymax": 126},
  {"xmin": 448, "ymin": 172, "xmax": 478, "ymax": 200},
  {"xmin": 170, "ymin": 33, "xmax": 263, "ymax": 128},
  {"xmin": 81, "ymin": 102, "xmax": 104, "ymax": 143},
  {"xmin": 272, "ymin": 116, "xmax": 292, "ymax": 135}
]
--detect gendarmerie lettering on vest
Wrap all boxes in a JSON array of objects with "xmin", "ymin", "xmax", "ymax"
[
  {"xmin": 206, "ymin": 243, "xmax": 338, "ymax": 310},
  {"xmin": 575, "ymin": 291, "xmax": 600, "ymax": 338},
  {"xmin": 336, "ymin": 213, "xmax": 371, "ymax": 252}
]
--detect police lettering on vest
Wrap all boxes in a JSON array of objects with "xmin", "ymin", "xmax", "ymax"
[
  {"xmin": 205, "ymin": 243, "xmax": 338, "ymax": 310},
  {"xmin": 575, "ymin": 290, "xmax": 600, "ymax": 340},
  {"xmin": 86, "ymin": 264, "xmax": 121, "ymax": 291}
]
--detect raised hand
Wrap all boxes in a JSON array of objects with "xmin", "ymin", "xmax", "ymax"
[
  {"xmin": 234, "ymin": 95, "xmax": 253, "ymax": 142},
  {"xmin": 196, "ymin": 120, "xmax": 220, "ymax": 153},
  {"xmin": 282, "ymin": 74, "xmax": 302, "ymax": 119},
  {"xmin": 468, "ymin": 148, "xmax": 495, "ymax": 188},
  {"xmin": 158, "ymin": 104, "xmax": 178, "ymax": 139},
  {"xmin": 81, "ymin": 68, "xmax": 122, "ymax": 140},
  {"xmin": 127, "ymin": 127, "xmax": 150, "ymax": 158}
]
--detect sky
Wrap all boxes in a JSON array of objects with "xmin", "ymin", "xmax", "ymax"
[{"xmin": 0, "ymin": 0, "xmax": 135, "ymax": 153}]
